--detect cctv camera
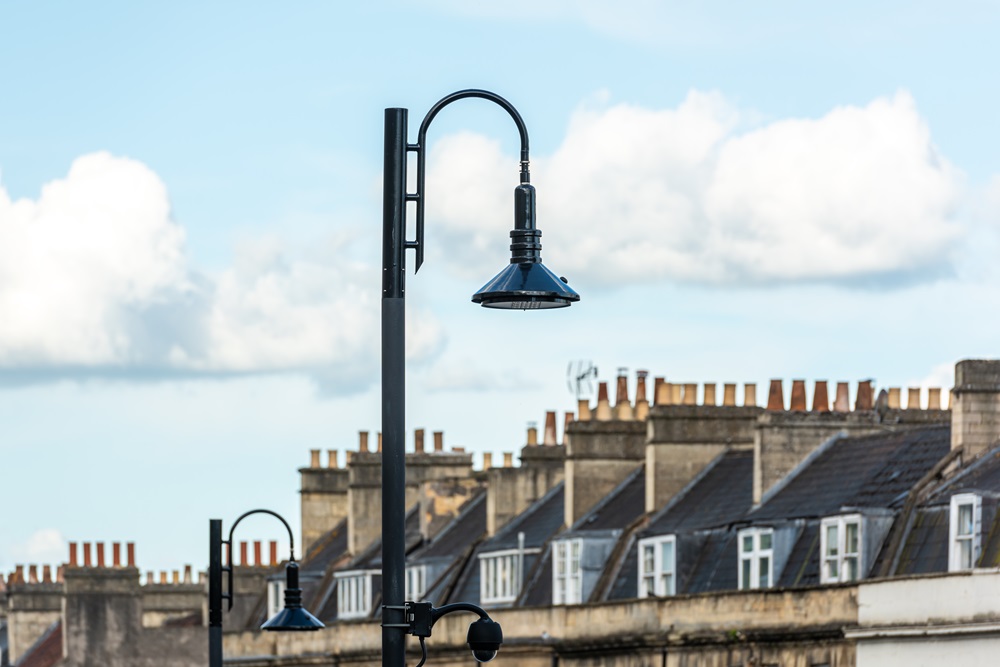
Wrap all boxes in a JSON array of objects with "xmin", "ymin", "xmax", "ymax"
[{"xmin": 467, "ymin": 617, "xmax": 503, "ymax": 663}]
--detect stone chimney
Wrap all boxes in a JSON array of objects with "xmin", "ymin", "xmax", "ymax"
[
  {"xmin": 5, "ymin": 565, "xmax": 62, "ymax": 664},
  {"xmin": 347, "ymin": 436, "xmax": 383, "ymax": 556},
  {"xmin": 646, "ymin": 400, "xmax": 762, "ymax": 512},
  {"xmin": 565, "ymin": 415, "xmax": 645, "ymax": 526},
  {"xmin": 486, "ymin": 417, "xmax": 565, "ymax": 535},
  {"xmin": 951, "ymin": 360, "xmax": 1000, "ymax": 458},
  {"xmin": 406, "ymin": 430, "xmax": 475, "ymax": 536},
  {"xmin": 300, "ymin": 445, "xmax": 349, "ymax": 554}
]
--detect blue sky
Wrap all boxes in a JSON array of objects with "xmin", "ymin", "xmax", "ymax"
[{"xmin": 2, "ymin": 1, "xmax": 999, "ymax": 575}]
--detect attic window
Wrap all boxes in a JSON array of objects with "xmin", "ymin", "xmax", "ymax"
[
  {"xmin": 405, "ymin": 564, "xmax": 427, "ymax": 601},
  {"xmin": 738, "ymin": 527, "xmax": 773, "ymax": 590},
  {"xmin": 480, "ymin": 550, "xmax": 522, "ymax": 605},
  {"xmin": 266, "ymin": 578, "xmax": 285, "ymax": 620},
  {"xmin": 552, "ymin": 539, "xmax": 582, "ymax": 605},
  {"xmin": 949, "ymin": 493, "xmax": 982, "ymax": 571},
  {"xmin": 820, "ymin": 515, "xmax": 862, "ymax": 583},
  {"xmin": 637, "ymin": 535, "xmax": 676, "ymax": 597},
  {"xmin": 335, "ymin": 571, "xmax": 374, "ymax": 620}
]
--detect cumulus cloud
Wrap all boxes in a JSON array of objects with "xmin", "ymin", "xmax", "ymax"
[
  {"xmin": 7, "ymin": 528, "xmax": 66, "ymax": 565},
  {"xmin": 425, "ymin": 90, "xmax": 963, "ymax": 289},
  {"xmin": 0, "ymin": 152, "xmax": 442, "ymax": 388}
]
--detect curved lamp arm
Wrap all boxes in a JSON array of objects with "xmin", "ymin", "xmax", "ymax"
[
  {"xmin": 223, "ymin": 509, "xmax": 296, "ymax": 611},
  {"xmin": 410, "ymin": 89, "xmax": 532, "ymax": 273}
]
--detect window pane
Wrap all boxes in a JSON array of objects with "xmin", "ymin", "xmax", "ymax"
[
  {"xmin": 959, "ymin": 539, "xmax": 973, "ymax": 569},
  {"xmin": 660, "ymin": 573, "xmax": 673, "ymax": 596},
  {"xmin": 759, "ymin": 532, "xmax": 772, "ymax": 550},
  {"xmin": 959, "ymin": 504, "xmax": 974, "ymax": 536},
  {"xmin": 571, "ymin": 541, "xmax": 580, "ymax": 560},
  {"xmin": 661, "ymin": 541, "xmax": 674, "ymax": 573},
  {"xmin": 825, "ymin": 525, "xmax": 839, "ymax": 557},
  {"xmin": 741, "ymin": 559, "xmax": 751, "ymax": 589},
  {"xmin": 759, "ymin": 557, "xmax": 770, "ymax": 588},
  {"xmin": 643, "ymin": 575, "xmax": 655, "ymax": 596},
  {"xmin": 643, "ymin": 545, "xmax": 655, "ymax": 573},
  {"xmin": 845, "ymin": 522, "xmax": 859, "ymax": 554},
  {"xmin": 825, "ymin": 558, "xmax": 838, "ymax": 580},
  {"xmin": 844, "ymin": 556, "xmax": 858, "ymax": 581},
  {"xmin": 742, "ymin": 535, "xmax": 753, "ymax": 553}
]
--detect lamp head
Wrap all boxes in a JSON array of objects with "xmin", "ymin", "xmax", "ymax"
[
  {"xmin": 261, "ymin": 561, "xmax": 324, "ymax": 632},
  {"xmin": 472, "ymin": 183, "xmax": 579, "ymax": 310},
  {"xmin": 466, "ymin": 616, "xmax": 503, "ymax": 662}
]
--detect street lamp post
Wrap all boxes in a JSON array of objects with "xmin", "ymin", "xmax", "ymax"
[
  {"xmin": 381, "ymin": 89, "xmax": 579, "ymax": 667},
  {"xmin": 208, "ymin": 509, "xmax": 324, "ymax": 667}
]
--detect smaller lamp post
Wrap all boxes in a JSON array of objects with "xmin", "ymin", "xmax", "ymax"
[{"xmin": 209, "ymin": 509, "xmax": 324, "ymax": 667}]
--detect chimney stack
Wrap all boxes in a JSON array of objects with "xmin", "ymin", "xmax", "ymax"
[{"xmin": 951, "ymin": 360, "xmax": 1000, "ymax": 457}]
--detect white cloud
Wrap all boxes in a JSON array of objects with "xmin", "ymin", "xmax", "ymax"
[
  {"xmin": 8, "ymin": 528, "xmax": 66, "ymax": 565},
  {"xmin": 425, "ymin": 90, "xmax": 963, "ymax": 289},
  {"xmin": 0, "ymin": 153, "xmax": 443, "ymax": 388}
]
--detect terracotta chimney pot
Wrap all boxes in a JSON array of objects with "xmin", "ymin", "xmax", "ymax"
[
  {"xmin": 83, "ymin": 542, "xmax": 92, "ymax": 567},
  {"xmin": 269, "ymin": 541, "xmax": 278, "ymax": 565},
  {"xmin": 172, "ymin": 570, "xmax": 180, "ymax": 584},
  {"xmin": 327, "ymin": 449, "xmax": 338, "ymax": 468},
  {"xmin": 127, "ymin": 542, "xmax": 136, "ymax": 567},
  {"xmin": 767, "ymin": 380, "xmax": 785, "ymax": 411},
  {"xmin": 887, "ymin": 387, "xmax": 901, "ymax": 409},
  {"xmin": 907, "ymin": 387, "xmax": 922, "ymax": 410},
  {"xmin": 42, "ymin": 565, "xmax": 52, "ymax": 583},
  {"xmin": 112, "ymin": 543, "xmax": 121, "ymax": 567},
  {"xmin": 253, "ymin": 541, "xmax": 262, "ymax": 567},
  {"xmin": 671, "ymin": 383, "xmax": 683, "ymax": 405},
  {"xmin": 28, "ymin": 565, "xmax": 38, "ymax": 583},
  {"xmin": 928, "ymin": 387, "xmax": 942, "ymax": 410},
  {"xmin": 483, "ymin": 452, "xmax": 493, "ymax": 470},
  {"xmin": 744, "ymin": 383, "xmax": 757, "ymax": 407},
  {"xmin": 503, "ymin": 452, "xmax": 514, "ymax": 468},
  {"xmin": 577, "ymin": 398, "xmax": 591, "ymax": 422},
  {"xmin": 359, "ymin": 432, "xmax": 370, "ymax": 453},
  {"xmin": 811, "ymin": 381, "xmax": 829, "ymax": 412},
  {"xmin": 310, "ymin": 449, "xmax": 321, "ymax": 468},
  {"xmin": 184, "ymin": 565, "xmax": 193, "ymax": 584},
  {"xmin": 595, "ymin": 382, "xmax": 613, "ymax": 421},
  {"xmin": 69, "ymin": 542, "xmax": 78, "ymax": 567},
  {"xmin": 656, "ymin": 381, "xmax": 672, "ymax": 406},
  {"xmin": 834, "ymin": 382, "xmax": 850, "ymax": 412},
  {"xmin": 239, "ymin": 542, "xmax": 248, "ymax": 566},
  {"xmin": 434, "ymin": 431, "xmax": 444, "ymax": 452},
  {"xmin": 703, "ymin": 383, "xmax": 717, "ymax": 406},
  {"xmin": 96, "ymin": 542, "xmax": 105, "ymax": 568},
  {"xmin": 790, "ymin": 380, "xmax": 807, "ymax": 411},
  {"xmin": 527, "ymin": 425, "xmax": 538, "ymax": 446},
  {"xmin": 543, "ymin": 411, "xmax": 558, "ymax": 445},
  {"xmin": 561, "ymin": 412, "xmax": 573, "ymax": 446},
  {"xmin": 856, "ymin": 380, "xmax": 874, "ymax": 411},
  {"xmin": 723, "ymin": 383, "xmax": 737, "ymax": 407}
]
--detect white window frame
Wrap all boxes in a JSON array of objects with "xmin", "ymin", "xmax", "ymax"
[
  {"xmin": 820, "ymin": 514, "xmax": 863, "ymax": 584},
  {"xmin": 738, "ymin": 527, "xmax": 774, "ymax": 590},
  {"xmin": 637, "ymin": 535, "xmax": 677, "ymax": 598},
  {"xmin": 552, "ymin": 539, "xmax": 583, "ymax": 605},
  {"xmin": 335, "ymin": 570, "xmax": 376, "ymax": 620},
  {"xmin": 949, "ymin": 493, "xmax": 982, "ymax": 572},
  {"xmin": 405, "ymin": 564, "xmax": 427, "ymax": 601},
  {"xmin": 479, "ymin": 547, "xmax": 539, "ymax": 605},
  {"xmin": 266, "ymin": 578, "xmax": 286, "ymax": 620}
]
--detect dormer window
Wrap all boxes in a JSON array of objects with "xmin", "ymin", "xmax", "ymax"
[
  {"xmin": 637, "ymin": 535, "xmax": 676, "ymax": 597},
  {"xmin": 738, "ymin": 527, "xmax": 773, "ymax": 590},
  {"xmin": 266, "ymin": 578, "xmax": 286, "ymax": 620},
  {"xmin": 335, "ymin": 571, "xmax": 375, "ymax": 619},
  {"xmin": 480, "ymin": 550, "xmax": 521, "ymax": 605},
  {"xmin": 405, "ymin": 564, "xmax": 427, "ymax": 601},
  {"xmin": 820, "ymin": 515, "xmax": 862, "ymax": 583},
  {"xmin": 552, "ymin": 539, "xmax": 582, "ymax": 605},
  {"xmin": 949, "ymin": 493, "xmax": 982, "ymax": 571}
]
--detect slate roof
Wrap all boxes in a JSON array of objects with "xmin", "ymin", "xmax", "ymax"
[
  {"xmin": 408, "ymin": 491, "xmax": 487, "ymax": 605},
  {"xmin": 446, "ymin": 482, "xmax": 565, "ymax": 606},
  {"xmin": 644, "ymin": 449, "xmax": 754, "ymax": 536},
  {"xmin": 748, "ymin": 425, "xmax": 951, "ymax": 523},
  {"xmin": 567, "ymin": 465, "xmax": 645, "ymax": 534}
]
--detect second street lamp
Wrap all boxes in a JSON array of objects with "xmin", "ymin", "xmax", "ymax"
[{"xmin": 380, "ymin": 89, "xmax": 579, "ymax": 667}]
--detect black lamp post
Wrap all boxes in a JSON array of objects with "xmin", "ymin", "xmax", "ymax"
[
  {"xmin": 209, "ymin": 509, "xmax": 323, "ymax": 667},
  {"xmin": 381, "ymin": 90, "xmax": 579, "ymax": 667}
]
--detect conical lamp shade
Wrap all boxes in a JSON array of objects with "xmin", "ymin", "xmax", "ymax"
[
  {"xmin": 472, "ymin": 262, "xmax": 579, "ymax": 310},
  {"xmin": 261, "ymin": 605, "xmax": 325, "ymax": 631}
]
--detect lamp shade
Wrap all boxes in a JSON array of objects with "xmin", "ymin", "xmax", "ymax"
[
  {"xmin": 261, "ymin": 562, "xmax": 325, "ymax": 632},
  {"xmin": 472, "ymin": 262, "xmax": 579, "ymax": 309}
]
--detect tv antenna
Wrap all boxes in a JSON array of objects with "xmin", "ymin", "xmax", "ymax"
[{"xmin": 566, "ymin": 361, "xmax": 598, "ymax": 400}]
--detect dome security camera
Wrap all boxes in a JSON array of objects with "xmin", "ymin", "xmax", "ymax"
[{"xmin": 467, "ymin": 617, "xmax": 503, "ymax": 662}]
